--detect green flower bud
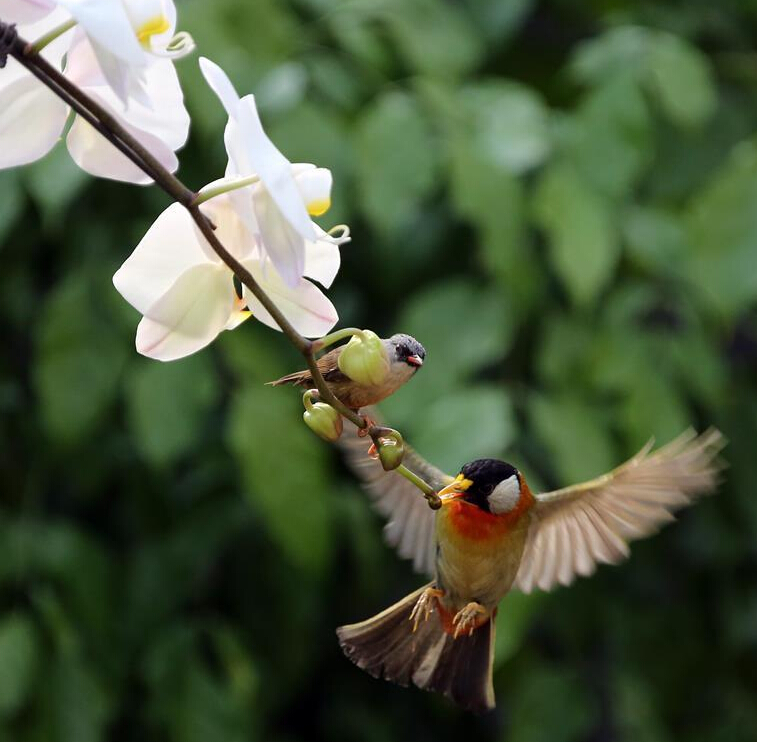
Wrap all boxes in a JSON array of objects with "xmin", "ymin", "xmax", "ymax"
[
  {"xmin": 302, "ymin": 391, "xmax": 343, "ymax": 442},
  {"xmin": 337, "ymin": 330, "xmax": 390, "ymax": 386},
  {"xmin": 375, "ymin": 429, "xmax": 405, "ymax": 471}
]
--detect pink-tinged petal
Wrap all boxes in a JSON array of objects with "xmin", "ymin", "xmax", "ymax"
[
  {"xmin": 199, "ymin": 56, "xmax": 240, "ymax": 118},
  {"xmin": 293, "ymin": 166, "xmax": 332, "ymax": 216},
  {"xmin": 304, "ymin": 228, "xmax": 341, "ymax": 289},
  {"xmin": 67, "ymin": 35, "xmax": 189, "ymax": 149},
  {"xmin": 0, "ymin": 74, "xmax": 68, "ymax": 169},
  {"xmin": 58, "ymin": 0, "xmax": 148, "ymax": 105},
  {"xmin": 252, "ymin": 183, "xmax": 305, "ymax": 288},
  {"xmin": 66, "ymin": 107, "xmax": 177, "ymax": 183},
  {"xmin": 243, "ymin": 261, "xmax": 338, "ymax": 338},
  {"xmin": 113, "ymin": 202, "xmax": 218, "ymax": 316},
  {"xmin": 237, "ymin": 94, "xmax": 315, "ymax": 240},
  {"xmin": 0, "ymin": 0, "xmax": 56, "ymax": 24},
  {"xmin": 135, "ymin": 263, "xmax": 234, "ymax": 361}
]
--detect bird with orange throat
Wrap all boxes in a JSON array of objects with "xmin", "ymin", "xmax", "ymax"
[{"xmin": 337, "ymin": 427, "xmax": 724, "ymax": 713}]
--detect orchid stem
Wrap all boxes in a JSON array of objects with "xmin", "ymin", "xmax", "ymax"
[
  {"xmin": 311, "ymin": 327, "xmax": 364, "ymax": 353},
  {"xmin": 30, "ymin": 18, "xmax": 76, "ymax": 53},
  {"xmin": 396, "ymin": 465, "xmax": 440, "ymax": 506},
  {"xmin": 192, "ymin": 174, "xmax": 262, "ymax": 205}
]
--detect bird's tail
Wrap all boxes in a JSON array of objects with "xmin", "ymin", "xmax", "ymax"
[
  {"xmin": 265, "ymin": 371, "xmax": 308, "ymax": 387},
  {"xmin": 336, "ymin": 583, "xmax": 496, "ymax": 713}
]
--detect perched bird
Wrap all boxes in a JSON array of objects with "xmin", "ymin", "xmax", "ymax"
[
  {"xmin": 268, "ymin": 333, "xmax": 425, "ymax": 411},
  {"xmin": 337, "ymin": 428, "xmax": 725, "ymax": 713}
]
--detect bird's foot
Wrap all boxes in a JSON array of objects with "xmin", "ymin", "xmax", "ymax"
[
  {"xmin": 409, "ymin": 586, "xmax": 444, "ymax": 632},
  {"xmin": 452, "ymin": 602, "xmax": 488, "ymax": 638},
  {"xmin": 356, "ymin": 414, "xmax": 377, "ymax": 437}
]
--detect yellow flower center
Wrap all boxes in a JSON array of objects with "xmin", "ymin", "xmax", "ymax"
[
  {"xmin": 136, "ymin": 15, "xmax": 170, "ymax": 45},
  {"xmin": 306, "ymin": 197, "xmax": 331, "ymax": 217}
]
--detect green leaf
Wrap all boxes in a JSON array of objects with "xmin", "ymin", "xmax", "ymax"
[
  {"xmin": 533, "ymin": 163, "xmax": 619, "ymax": 305},
  {"xmin": 461, "ymin": 80, "xmax": 551, "ymax": 175},
  {"xmin": 0, "ymin": 171, "xmax": 24, "ymax": 246},
  {"xmin": 529, "ymin": 393, "xmax": 616, "ymax": 485},
  {"xmin": 683, "ymin": 137, "xmax": 757, "ymax": 315},
  {"xmin": 354, "ymin": 90, "xmax": 438, "ymax": 235},
  {"xmin": 409, "ymin": 386, "xmax": 516, "ymax": 473},
  {"xmin": 569, "ymin": 26, "xmax": 650, "ymax": 85},
  {"xmin": 494, "ymin": 591, "xmax": 541, "ymax": 667},
  {"xmin": 507, "ymin": 665, "xmax": 597, "ymax": 742},
  {"xmin": 648, "ymin": 34, "xmax": 716, "ymax": 129},
  {"xmin": 563, "ymin": 74, "xmax": 652, "ymax": 198},
  {"xmin": 125, "ymin": 354, "xmax": 220, "ymax": 467},
  {"xmin": 622, "ymin": 205, "xmax": 687, "ymax": 275},
  {"xmin": 22, "ymin": 144, "xmax": 89, "ymax": 226},
  {"xmin": 385, "ymin": 0, "xmax": 484, "ymax": 79},
  {"xmin": 0, "ymin": 614, "xmax": 39, "ymax": 718},
  {"xmin": 383, "ymin": 279, "xmax": 514, "ymax": 421},
  {"xmin": 467, "ymin": 0, "xmax": 535, "ymax": 43},
  {"xmin": 34, "ymin": 271, "xmax": 129, "ymax": 445},
  {"xmin": 226, "ymin": 385, "xmax": 333, "ymax": 577}
]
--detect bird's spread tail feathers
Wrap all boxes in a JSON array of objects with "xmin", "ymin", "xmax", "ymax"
[{"xmin": 336, "ymin": 584, "xmax": 496, "ymax": 713}]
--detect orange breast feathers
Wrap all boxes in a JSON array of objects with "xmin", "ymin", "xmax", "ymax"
[{"xmin": 446, "ymin": 475, "xmax": 535, "ymax": 542}]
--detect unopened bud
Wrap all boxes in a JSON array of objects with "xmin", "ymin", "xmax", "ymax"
[
  {"xmin": 376, "ymin": 430, "xmax": 405, "ymax": 471},
  {"xmin": 337, "ymin": 330, "xmax": 390, "ymax": 386},
  {"xmin": 302, "ymin": 391, "xmax": 343, "ymax": 442}
]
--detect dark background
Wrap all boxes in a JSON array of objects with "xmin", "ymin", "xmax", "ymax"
[{"xmin": 2, "ymin": 0, "xmax": 757, "ymax": 740}]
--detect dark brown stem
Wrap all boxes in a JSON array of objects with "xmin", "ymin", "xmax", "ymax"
[{"xmin": 2, "ymin": 22, "xmax": 369, "ymax": 430}]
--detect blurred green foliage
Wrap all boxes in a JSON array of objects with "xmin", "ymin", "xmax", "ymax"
[{"xmin": 1, "ymin": 0, "xmax": 757, "ymax": 739}]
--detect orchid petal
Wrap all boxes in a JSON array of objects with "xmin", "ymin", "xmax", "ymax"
[
  {"xmin": 294, "ymin": 166, "xmax": 332, "ymax": 216},
  {"xmin": 303, "ymin": 228, "xmax": 341, "ymax": 289},
  {"xmin": 58, "ymin": 0, "xmax": 145, "ymax": 62},
  {"xmin": 251, "ymin": 183, "xmax": 305, "ymax": 288},
  {"xmin": 0, "ymin": 74, "xmax": 68, "ymax": 169},
  {"xmin": 237, "ymin": 94, "xmax": 315, "ymax": 239},
  {"xmin": 66, "ymin": 105, "xmax": 178, "ymax": 183},
  {"xmin": 0, "ymin": 0, "xmax": 56, "ymax": 24},
  {"xmin": 198, "ymin": 56, "xmax": 241, "ymax": 118},
  {"xmin": 113, "ymin": 202, "xmax": 218, "ymax": 316},
  {"xmin": 135, "ymin": 263, "xmax": 234, "ymax": 361},
  {"xmin": 243, "ymin": 262, "xmax": 338, "ymax": 338}
]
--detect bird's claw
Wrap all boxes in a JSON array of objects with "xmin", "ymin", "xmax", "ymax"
[
  {"xmin": 409, "ymin": 586, "xmax": 444, "ymax": 632},
  {"xmin": 356, "ymin": 415, "xmax": 377, "ymax": 437},
  {"xmin": 452, "ymin": 602, "xmax": 488, "ymax": 638}
]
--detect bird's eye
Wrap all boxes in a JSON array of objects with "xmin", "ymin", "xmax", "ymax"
[{"xmin": 482, "ymin": 484, "xmax": 494, "ymax": 496}]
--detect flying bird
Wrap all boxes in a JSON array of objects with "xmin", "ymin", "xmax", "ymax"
[
  {"xmin": 268, "ymin": 333, "xmax": 425, "ymax": 411},
  {"xmin": 337, "ymin": 428, "xmax": 725, "ymax": 713}
]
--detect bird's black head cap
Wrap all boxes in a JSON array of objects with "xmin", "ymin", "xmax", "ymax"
[{"xmin": 459, "ymin": 459, "xmax": 519, "ymax": 512}]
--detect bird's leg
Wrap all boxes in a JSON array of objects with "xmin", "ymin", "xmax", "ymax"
[
  {"xmin": 409, "ymin": 586, "xmax": 444, "ymax": 632},
  {"xmin": 356, "ymin": 410, "xmax": 377, "ymax": 437},
  {"xmin": 452, "ymin": 602, "xmax": 489, "ymax": 638}
]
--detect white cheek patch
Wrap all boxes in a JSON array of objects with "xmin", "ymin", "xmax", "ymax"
[{"xmin": 489, "ymin": 475, "xmax": 521, "ymax": 514}]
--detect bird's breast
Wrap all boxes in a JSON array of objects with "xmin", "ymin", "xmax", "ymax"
[{"xmin": 435, "ymin": 499, "xmax": 533, "ymax": 610}]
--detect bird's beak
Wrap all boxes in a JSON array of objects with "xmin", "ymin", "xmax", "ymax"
[
  {"xmin": 437, "ymin": 475, "xmax": 473, "ymax": 503},
  {"xmin": 407, "ymin": 354, "xmax": 423, "ymax": 367}
]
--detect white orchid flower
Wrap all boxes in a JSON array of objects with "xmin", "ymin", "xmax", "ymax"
[
  {"xmin": 0, "ymin": 0, "xmax": 194, "ymax": 106},
  {"xmin": 199, "ymin": 57, "xmax": 335, "ymax": 288},
  {"xmin": 0, "ymin": 10, "xmax": 189, "ymax": 182},
  {"xmin": 113, "ymin": 182, "xmax": 341, "ymax": 361}
]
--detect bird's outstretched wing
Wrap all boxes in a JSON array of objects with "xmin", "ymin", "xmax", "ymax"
[
  {"xmin": 339, "ymin": 421, "xmax": 452, "ymax": 576},
  {"xmin": 514, "ymin": 428, "xmax": 725, "ymax": 594}
]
